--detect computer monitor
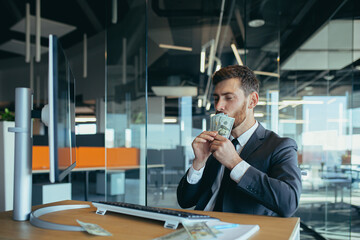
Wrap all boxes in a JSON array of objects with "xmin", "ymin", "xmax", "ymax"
[
  {"xmin": 48, "ymin": 34, "xmax": 76, "ymax": 183},
  {"xmin": 27, "ymin": 36, "xmax": 88, "ymax": 231},
  {"xmin": 11, "ymin": 35, "xmax": 87, "ymax": 227}
]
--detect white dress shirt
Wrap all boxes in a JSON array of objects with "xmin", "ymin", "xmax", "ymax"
[{"xmin": 187, "ymin": 121, "xmax": 259, "ymax": 211}]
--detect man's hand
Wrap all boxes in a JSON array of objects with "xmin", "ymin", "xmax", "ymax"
[
  {"xmin": 210, "ymin": 134, "xmax": 242, "ymax": 170},
  {"xmin": 192, "ymin": 131, "xmax": 217, "ymax": 170}
]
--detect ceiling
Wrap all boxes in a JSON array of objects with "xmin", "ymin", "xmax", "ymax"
[{"xmin": 0, "ymin": 0, "xmax": 359, "ymax": 119}]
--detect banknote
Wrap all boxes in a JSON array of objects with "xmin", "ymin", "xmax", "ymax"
[
  {"xmin": 76, "ymin": 220, "xmax": 112, "ymax": 236},
  {"xmin": 210, "ymin": 113, "xmax": 234, "ymax": 138},
  {"xmin": 213, "ymin": 113, "xmax": 223, "ymax": 132},
  {"xmin": 217, "ymin": 115, "xmax": 234, "ymax": 138},
  {"xmin": 183, "ymin": 221, "xmax": 217, "ymax": 240}
]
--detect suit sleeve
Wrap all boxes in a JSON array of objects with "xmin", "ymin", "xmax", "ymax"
[
  {"xmin": 237, "ymin": 138, "xmax": 302, "ymax": 217},
  {"xmin": 177, "ymin": 170, "xmax": 202, "ymax": 208}
]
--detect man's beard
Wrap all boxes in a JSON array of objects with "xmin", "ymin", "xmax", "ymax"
[{"xmin": 232, "ymin": 100, "xmax": 247, "ymax": 130}]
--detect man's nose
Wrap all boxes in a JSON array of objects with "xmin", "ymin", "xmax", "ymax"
[{"xmin": 215, "ymin": 99, "xmax": 225, "ymax": 112}]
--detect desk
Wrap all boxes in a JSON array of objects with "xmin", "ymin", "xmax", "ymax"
[
  {"xmin": 0, "ymin": 200, "xmax": 300, "ymax": 240},
  {"xmin": 322, "ymin": 178, "xmax": 351, "ymax": 204}
]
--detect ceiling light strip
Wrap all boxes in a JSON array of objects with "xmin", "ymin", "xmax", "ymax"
[
  {"xmin": 231, "ymin": 43, "xmax": 243, "ymax": 66},
  {"xmin": 159, "ymin": 44, "xmax": 192, "ymax": 52},
  {"xmin": 279, "ymin": 119, "xmax": 305, "ymax": 124},
  {"xmin": 76, "ymin": 117, "xmax": 97, "ymax": 123},
  {"xmin": 253, "ymin": 70, "xmax": 279, "ymax": 78},
  {"xmin": 83, "ymin": 34, "xmax": 87, "ymax": 78},
  {"xmin": 214, "ymin": 56, "xmax": 222, "ymax": 71},
  {"xmin": 112, "ymin": 0, "xmax": 117, "ymax": 24},
  {"xmin": 25, "ymin": 3, "xmax": 30, "ymax": 63},
  {"xmin": 30, "ymin": 58, "xmax": 34, "ymax": 90},
  {"xmin": 123, "ymin": 38, "xmax": 127, "ymax": 84},
  {"xmin": 254, "ymin": 112, "xmax": 264, "ymax": 117},
  {"xmin": 163, "ymin": 118, "xmax": 177, "ymax": 123},
  {"xmin": 207, "ymin": 40, "xmax": 216, "ymax": 76},
  {"xmin": 200, "ymin": 50, "xmax": 206, "ymax": 73},
  {"xmin": 35, "ymin": 0, "xmax": 41, "ymax": 62}
]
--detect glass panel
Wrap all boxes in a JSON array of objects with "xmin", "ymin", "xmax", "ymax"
[
  {"xmin": 284, "ymin": 0, "xmax": 358, "ymax": 239},
  {"xmin": 242, "ymin": 0, "xmax": 280, "ymax": 132},
  {"xmin": 67, "ymin": 2, "xmax": 106, "ymax": 203},
  {"xmin": 147, "ymin": 0, "xmax": 237, "ymax": 208},
  {"xmin": 0, "ymin": 1, "xmax": 107, "ymax": 204},
  {"xmin": 146, "ymin": 0, "xmax": 359, "ymax": 238},
  {"xmin": 105, "ymin": 1, "xmax": 147, "ymax": 204}
]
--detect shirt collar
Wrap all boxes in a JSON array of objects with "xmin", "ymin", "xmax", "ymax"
[{"xmin": 230, "ymin": 121, "xmax": 258, "ymax": 147}]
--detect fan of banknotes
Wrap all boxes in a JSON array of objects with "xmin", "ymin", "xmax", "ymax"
[{"xmin": 210, "ymin": 113, "xmax": 235, "ymax": 138}]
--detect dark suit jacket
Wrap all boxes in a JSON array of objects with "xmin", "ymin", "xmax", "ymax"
[{"xmin": 177, "ymin": 124, "xmax": 302, "ymax": 217}]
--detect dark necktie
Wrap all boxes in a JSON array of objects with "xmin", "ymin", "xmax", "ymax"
[{"xmin": 213, "ymin": 138, "xmax": 239, "ymax": 211}]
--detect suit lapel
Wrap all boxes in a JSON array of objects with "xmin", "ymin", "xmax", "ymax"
[{"xmin": 240, "ymin": 123, "xmax": 266, "ymax": 161}]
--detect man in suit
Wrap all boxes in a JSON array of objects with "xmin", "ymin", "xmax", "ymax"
[{"xmin": 177, "ymin": 65, "xmax": 302, "ymax": 217}]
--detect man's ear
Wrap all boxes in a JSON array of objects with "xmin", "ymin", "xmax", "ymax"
[{"xmin": 248, "ymin": 92, "xmax": 259, "ymax": 109}]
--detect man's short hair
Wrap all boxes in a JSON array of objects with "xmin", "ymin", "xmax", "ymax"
[{"xmin": 212, "ymin": 65, "xmax": 259, "ymax": 96}]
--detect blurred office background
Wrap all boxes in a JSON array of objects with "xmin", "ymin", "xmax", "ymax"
[{"xmin": 0, "ymin": 0, "xmax": 359, "ymax": 239}]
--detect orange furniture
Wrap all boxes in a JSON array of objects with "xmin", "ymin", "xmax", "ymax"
[{"xmin": 32, "ymin": 146, "xmax": 139, "ymax": 170}]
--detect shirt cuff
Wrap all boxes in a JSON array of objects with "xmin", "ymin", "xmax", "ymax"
[
  {"xmin": 187, "ymin": 165, "xmax": 205, "ymax": 184},
  {"xmin": 230, "ymin": 161, "xmax": 251, "ymax": 183}
]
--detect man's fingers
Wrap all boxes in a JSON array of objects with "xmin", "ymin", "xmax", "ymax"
[
  {"xmin": 210, "ymin": 140, "xmax": 222, "ymax": 146},
  {"xmin": 197, "ymin": 132, "xmax": 217, "ymax": 142},
  {"xmin": 210, "ymin": 139, "xmax": 234, "ymax": 152},
  {"xmin": 193, "ymin": 137, "xmax": 207, "ymax": 143},
  {"xmin": 204, "ymin": 131, "xmax": 217, "ymax": 136},
  {"xmin": 213, "ymin": 134, "xmax": 227, "ymax": 141}
]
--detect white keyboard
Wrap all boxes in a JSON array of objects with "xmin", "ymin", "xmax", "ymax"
[{"xmin": 92, "ymin": 201, "xmax": 219, "ymax": 229}]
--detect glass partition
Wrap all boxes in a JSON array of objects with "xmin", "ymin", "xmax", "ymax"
[
  {"xmin": 146, "ymin": 0, "xmax": 235, "ymax": 208},
  {"xmin": 105, "ymin": 1, "xmax": 147, "ymax": 204},
  {"xmin": 145, "ymin": 0, "xmax": 359, "ymax": 239},
  {"xmin": 277, "ymin": 0, "xmax": 359, "ymax": 239},
  {"xmin": 0, "ymin": 1, "xmax": 108, "ymax": 204}
]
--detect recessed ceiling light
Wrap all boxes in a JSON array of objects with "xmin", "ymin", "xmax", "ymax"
[
  {"xmin": 324, "ymin": 75, "xmax": 335, "ymax": 81},
  {"xmin": 248, "ymin": 19, "xmax": 265, "ymax": 28}
]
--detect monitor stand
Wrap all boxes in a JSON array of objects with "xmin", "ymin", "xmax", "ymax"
[
  {"xmin": 9, "ymin": 88, "xmax": 90, "ymax": 231},
  {"xmin": 8, "ymin": 88, "xmax": 33, "ymax": 221},
  {"xmin": 30, "ymin": 204, "xmax": 90, "ymax": 231}
]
